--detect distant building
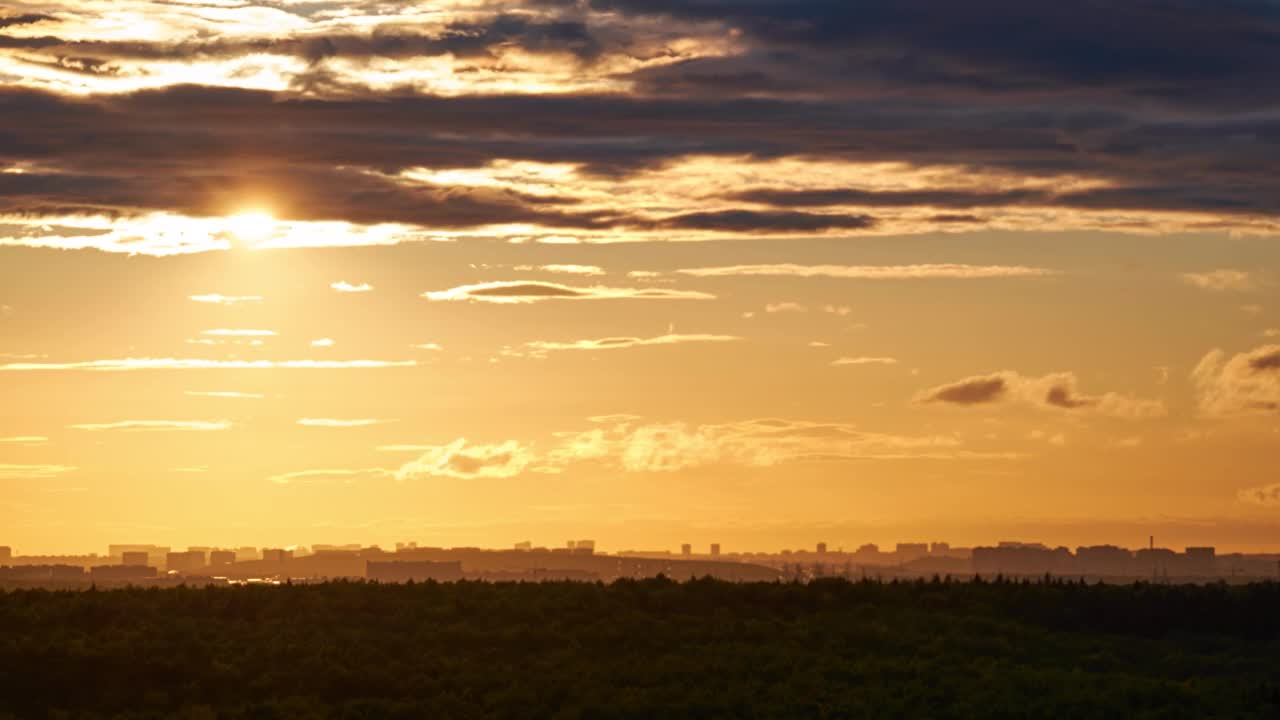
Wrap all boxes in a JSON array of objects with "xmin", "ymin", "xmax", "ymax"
[
  {"xmin": 710, "ymin": 544, "xmax": 721, "ymax": 557},
  {"xmin": 165, "ymin": 550, "xmax": 206, "ymax": 573},
  {"xmin": 573, "ymin": 540, "xmax": 595, "ymax": 555},
  {"xmin": 681, "ymin": 543, "xmax": 692, "ymax": 557},
  {"xmin": 895, "ymin": 543, "xmax": 929, "ymax": 562},
  {"xmin": 0, "ymin": 546, "xmax": 11, "ymax": 563},
  {"xmin": 367, "ymin": 560, "xmax": 463, "ymax": 583},
  {"xmin": 816, "ymin": 542, "xmax": 827, "ymax": 554},
  {"xmin": 109, "ymin": 544, "xmax": 169, "ymax": 567},
  {"xmin": 91, "ymin": 565, "xmax": 157, "ymax": 582},
  {"xmin": 513, "ymin": 541, "xmax": 532, "ymax": 551},
  {"xmin": 1076, "ymin": 545, "xmax": 1134, "ymax": 577},
  {"xmin": 1184, "ymin": 546, "xmax": 1216, "ymax": 575},
  {"xmin": 52, "ymin": 565, "xmax": 85, "ymax": 581},
  {"xmin": 235, "ymin": 547, "xmax": 259, "ymax": 562},
  {"xmin": 930, "ymin": 542, "xmax": 951, "ymax": 555},
  {"xmin": 973, "ymin": 544, "xmax": 1072, "ymax": 575},
  {"xmin": 208, "ymin": 550, "xmax": 236, "ymax": 567},
  {"xmin": 121, "ymin": 551, "xmax": 149, "ymax": 567},
  {"xmin": 261, "ymin": 548, "xmax": 293, "ymax": 565}
]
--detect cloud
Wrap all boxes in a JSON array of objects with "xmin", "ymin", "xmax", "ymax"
[
  {"xmin": 201, "ymin": 329, "xmax": 277, "ymax": 337},
  {"xmin": 0, "ymin": 358, "xmax": 417, "ymax": 371},
  {"xmin": 546, "ymin": 417, "xmax": 1004, "ymax": 472},
  {"xmin": 297, "ymin": 418, "xmax": 393, "ymax": 427},
  {"xmin": 678, "ymin": 264, "xmax": 1055, "ymax": 280},
  {"xmin": 69, "ymin": 420, "xmax": 232, "ymax": 432},
  {"xmin": 917, "ymin": 371, "xmax": 1165, "ymax": 419},
  {"xmin": 765, "ymin": 302, "xmax": 806, "ymax": 313},
  {"xmin": 185, "ymin": 391, "xmax": 264, "ymax": 399},
  {"xmin": 311, "ymin": 338, "xmax": 334, "ymax": 347},
  {"xmin": 517, "ymin": 264, "xmax": 605, "ymax": 275},
  {"xmin": 831, "ymin": 356, "xmax": 898, "ymax": 366},
  {"xmin": 654, "ymin": 210, "xmax": 875, "ymax": 232},
  {"xmin": 411, "ymin": 343, "xmax": 443, "ymax": 351},
  {"xmin": 1238, "ymin": 483, "xmax": 1280, "ymax": 507},
  {"xmin": 1180, "ymin": 270, "xmax": 1256, "ymax": 292},
  {"xmin": 522, "ymin": 333, "xmax": 741, "ymax": 354},
  {"xmin": 0, "ymin": 436, "xmax": 48, "ymax": 444},
  {"xmin": 1192, "ymin": 344, "xmax": 1280, "ymax": 417},
  {"xmin": 423, "ymin": 281, "xmax": 714, "ymax": 304},
  {"xmin": 189, "ymin": 294, "xmax": 262, "ymax": 305},
  {"xmin": 396, "ymin": 439, "xmax": 533, "ymax": 480},
  {"xmin": 331, "ymin": 281, "xmax": 373, "ymax": 293},
  {"xmin": 269, "ymin": 468, "xmax": 393, "ymax": 485},
  {"xmin": 0, "ymin": 463, "xmax": 76, "ymax": 479}
]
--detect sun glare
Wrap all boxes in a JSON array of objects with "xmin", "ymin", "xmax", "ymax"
[{"xmin": 226, "ymin": 211, "xmax": 278, "ymax": 245}]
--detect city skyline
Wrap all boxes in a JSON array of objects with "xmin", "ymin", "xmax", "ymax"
[{"xmin": 3, "ymin": 1, "xmax": 1280, "ymax": 556}]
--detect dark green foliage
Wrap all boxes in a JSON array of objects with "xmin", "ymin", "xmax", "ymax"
[{"xmin": 1, "ymin": 577, "xmax": 1278, "ymax": 719}]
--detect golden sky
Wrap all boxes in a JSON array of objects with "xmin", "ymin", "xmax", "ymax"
[{"xmin": 2, "ymin": 0, "xmax": 1279, "ymax": 554}]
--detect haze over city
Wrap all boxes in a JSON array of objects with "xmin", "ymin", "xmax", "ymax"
[{"xmin": 2, "ymin": 0, "xmax": 1280, "ymax": 560}]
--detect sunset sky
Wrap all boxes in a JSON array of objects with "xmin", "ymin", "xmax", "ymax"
[{"xmin": 2, "ymin": 0, "xmax": 1279, "ymax": 554}]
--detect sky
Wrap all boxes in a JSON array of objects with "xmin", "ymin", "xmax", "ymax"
[{"xmin": 1, "ymin": 0, "xmax": 1279, "ymax": 555}]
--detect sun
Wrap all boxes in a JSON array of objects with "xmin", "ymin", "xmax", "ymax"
[{"xmin": 225, "ymin": 211, "xmax": 277, "ymax": 245}]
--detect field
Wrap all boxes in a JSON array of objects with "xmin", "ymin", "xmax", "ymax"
[{"xmin": 2, "ymin": 578, "xmax": 1278, "ymax": 719}]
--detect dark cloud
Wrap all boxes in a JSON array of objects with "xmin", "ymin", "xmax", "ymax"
[
  {"xmin": 0, "ymin": 15, "xmax": 604, "ymax": 63},
  {"xmin": 654, "ymin": 210, "xmax": 875, "ymax": 232},
  {"xmin": 1044, "ymin": 385, "xmax": 1094, "ymax": 409},
  {"xmin": 1248, "ymin": 348, "xmax": 1280, "ymax": 373},
  {"xmin": 583, "ymin": 0, "xmax": 1280, "ymax": 110},
  {"xmin": 918, "ymin": 371, "xmax": 1165, "ymax": 417},
  {"xmin": 3, "ymin": 0, "xmax": 1280, "ymax": 230},
  {"xmin": 0, "ymin": 13, "xmax": 54, "ymax": 29},
  {"xmin": 921, "ymin": 376, "xmax": 1008, "ymax": 405}
]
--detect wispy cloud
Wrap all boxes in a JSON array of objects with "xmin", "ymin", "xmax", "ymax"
[
  {"xmin": 515, "ymin": 264, "xmax": 605, "ymax": 276},
  {"xmin": 423, "ymin": 281, "xmax": 714, "ymax": 304},
  {"xmin": 201, "ymin": 329, "xmax": 277, "ymax": 337},
  {"xmin": 678, "ymin": 264, "xmax": 1055, "ymax": 280},
  {"xmin": 396, "ymin": 440, "xmax": 533, "ymax": 480},
  {"xmin": 1238, "ymin": 483, "xmax": 1280, "ymax": 507},
  {"xmin": 765, "ymin": 302, "xmax": 806, "ymax": 313},
  {"xmin": 0, "ymin": 464, "xmax": 77, "ymax": 479},
  {"xmin": 184, "ymin": 391, "xmax": 264, "ymax": 399},
  {"xmin": 0, "ymin": 436, "xmax": 49, "ymax": 444},
  {"xmin": 522, "ymin": 333, "xmax": 741, "ymax": 354},
  {"xmin": 1192, "ymin": 344, "xmax": 1280, "ymax": 417},
  {"xmin": 189, "ymin": 294, "xmax": 262, "ymax": 305},
  {"xmin": 545, "ymin": 418, "xmax": 1006, "ymax": 473},
  {"xmin": 311, "ymin": 338, "xmax": 334, "ymax": 347},
  {"xmin": 411, "ymin": 343, "xmax": 443, "ymax": 351},
  {"xmin": 297, "ymin": 418, "xmax": 393, "ymax": 427},
  {"xmin": 831, "ymin": 356, "xmax": 898, "ymax": 366},
  {"xmin": 331, "ymin": 281, "xmax": 373, "ymax": 293},
  {"xmin": 1180, "ymin": 269, "xmax": 1256, "ymax": 292},
  {"xmin": 269, "ymin": 468, "xmax": 392, "ymax": 485},
  {"xmin": 0, "ymin": 358, "xmax": 417, "ymax": 371},
  {"xmin": 70, "ymin": 420, "xmax": 232, "ymax": 432}
]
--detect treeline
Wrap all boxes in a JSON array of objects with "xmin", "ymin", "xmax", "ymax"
[{"xmin": 1, "ymin": 577, "xmax": 1278, "ymax": 719}]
